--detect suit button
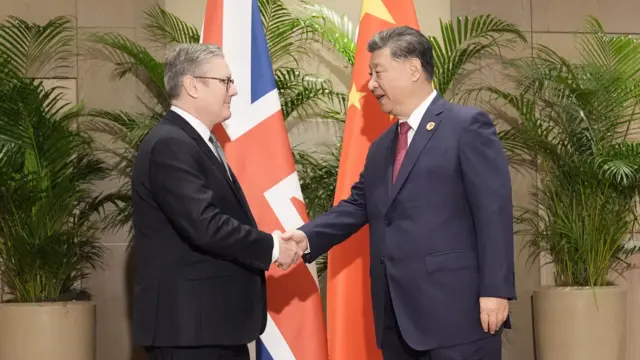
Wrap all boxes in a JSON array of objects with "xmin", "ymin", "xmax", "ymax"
[
  {"xmin": 384, "ymin": 218, "xmax": 391, "ymax": 226},
  {"xmin": 379, "ymin": 257, "xmax": 385, "ymax": 264}
]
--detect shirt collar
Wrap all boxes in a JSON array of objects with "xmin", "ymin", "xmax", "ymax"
[
  {"xmin": 170, "ymin": 105, "xmax": 212, "ymax": 143},
  {"xmin": 400, "ymin": 90, "xmax": 438, "ymax": 131}
]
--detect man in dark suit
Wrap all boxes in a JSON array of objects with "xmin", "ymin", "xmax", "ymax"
[
  {"xmin": 281, "ymin": 26, "xmax": 516, "ymax": 359},
  {"xmin": 130, "ymin": 44, "xmax": 300, "ymax": 360}
]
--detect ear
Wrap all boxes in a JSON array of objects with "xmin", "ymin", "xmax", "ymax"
[
  {"xmin": 409, "ymin": 58, "xmax": 422, "ymax": 82},
  {"xmin": 182, "ymin": 76, "xmax": 199, "ymax": 99}
]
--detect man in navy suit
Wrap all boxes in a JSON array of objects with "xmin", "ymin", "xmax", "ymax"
[{"xmin": 281, "ymin": 26, "xmax": 515, "ymax": 359}]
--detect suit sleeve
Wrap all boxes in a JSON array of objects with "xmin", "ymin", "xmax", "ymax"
[
  {"xmin": 148, "ymin": 136, "xmax": 273, "ymax": 271},
  {"xmin": 459, "ymin": 110, "xmax": 516, "ymax": 300},
  {"xmin": 300, "ymin": 169, "xmax": 368, "ymax": 263}
]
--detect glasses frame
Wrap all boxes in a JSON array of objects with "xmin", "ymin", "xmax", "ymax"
[{"xmin": 192, "ymin": 76, "xmax": 235, "ymax": 92}]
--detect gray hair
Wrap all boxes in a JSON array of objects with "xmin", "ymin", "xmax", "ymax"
[
  {"xmin": 164, "ymin": 43, "xmax": 224, "ymax": 100},
  {"xmin": 367, "ymin": 26, "xmax": 434, "ymax": 80}
]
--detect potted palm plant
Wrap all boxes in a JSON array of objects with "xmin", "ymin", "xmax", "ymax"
[
  {"xmin": 0, "ymin": 16, "xmax": 114, "ymax": 360},
  {"xmin": 476, "ymin": 17, "xmax": 640, "ymax": 360}
]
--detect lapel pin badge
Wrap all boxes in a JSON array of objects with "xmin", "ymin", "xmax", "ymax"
[{"xmin": 426, "ymin": 122, "xmax": 436, "ymax": 131}]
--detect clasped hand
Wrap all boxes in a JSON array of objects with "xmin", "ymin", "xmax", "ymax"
[{"xmin": 272, "ymin": 230, "xmax": 308, "ymax": 270}]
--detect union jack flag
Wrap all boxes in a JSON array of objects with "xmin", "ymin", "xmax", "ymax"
[{"xmin": 201, "ymin": 1, "xmax": 329, "ymax": 359}]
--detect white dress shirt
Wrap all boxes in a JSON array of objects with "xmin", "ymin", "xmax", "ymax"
[
  {"xmin": 170, "ymin": 105, "xmax": 280, "ymax": 263},
  {"xmin": 170, "ymin": 106, "xmax": 216, "ymax": 153},
  {"xmin": 398, "ymin": 90, "xmax": 438, "ymax": 144}
]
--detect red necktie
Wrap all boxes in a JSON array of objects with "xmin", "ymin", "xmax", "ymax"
[{"xmin": 393, "ymin": 121, "xmax": 411, "ymax": 183}]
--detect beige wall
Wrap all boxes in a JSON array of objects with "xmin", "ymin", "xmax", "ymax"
[{"xmin": 2, "ymin": 0, "xmax": 640, "ymax": 360}]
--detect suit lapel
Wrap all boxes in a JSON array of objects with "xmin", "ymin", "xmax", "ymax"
[
  {"xmin": 387, "ymin": 95, "xmax": 445, "ymax": 208},
  {"xmin": 165, "ymin": 111, "xmax": 253, "ymax": 219}
]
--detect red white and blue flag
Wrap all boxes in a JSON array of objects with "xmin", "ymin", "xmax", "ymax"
[{"xmin": 200, "ymin": 1, "xmax": 329, "ymax": 359}]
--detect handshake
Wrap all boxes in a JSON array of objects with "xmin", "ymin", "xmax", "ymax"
[{"xmin": 272, "ymin": 230, "xmax": 308, "ymax": 270}]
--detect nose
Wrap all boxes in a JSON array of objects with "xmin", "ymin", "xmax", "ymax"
[
  {"xmin": 229, "ymin": 84, "xmax": 238, "ymax": 96},
  {"xmin": 368, "ymin": 77, "xmax": 377, "ymax": 92}
]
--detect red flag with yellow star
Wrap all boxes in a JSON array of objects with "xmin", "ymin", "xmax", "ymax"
[{"xmin": 326, "ymin": 0, "xmax": 419, "ymax": 359}]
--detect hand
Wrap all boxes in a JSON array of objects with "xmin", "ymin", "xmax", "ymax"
[
  {"xmin": 274, "ymin": 231, "xmax": 302, "ymax": 270},
  {"xmin": 479, "ymin": 297, "xmax": 509, "ymax": 334},
  {"xmin": 281, "ymin": 229, "xmax": 308, "ymax": 254}
]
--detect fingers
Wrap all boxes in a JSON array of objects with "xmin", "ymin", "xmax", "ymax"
[
  {"xmin": 276, "ymin": 257, "xmax": 293, "ymax": 270},
  {"xmin": 275, "ymin": 229, "xmax": 309, "ymax": 271},
  {"xmin": 479, "ymin": 297, "xmax": 509, "ymax": 335},
  {"xmin": 480, "ymin": 310, "xmax": 489, "ymax": 333},
  {"xmin": 276, "ymin": 237, "xmax": 302, "ymax": 271},
  {"xmin": 280, "ymin": 230, "xmax": 308, "ymax": 253},
  {"xmin": 488, "ymin": 312, "xmax": 498, "ymax": 334}
]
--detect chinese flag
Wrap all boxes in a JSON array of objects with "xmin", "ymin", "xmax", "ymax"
[{"xmin": 326, "ymin": 0, "xmax": 419, "ymax": 359}]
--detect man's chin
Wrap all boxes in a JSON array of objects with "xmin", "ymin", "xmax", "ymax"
[{"xmin": 379, "ymin": 104, "xmax": 392, "ymax": 114}]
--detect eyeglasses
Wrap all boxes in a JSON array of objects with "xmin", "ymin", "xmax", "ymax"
[{"xmin": 193, "ymin": 76, "xmax": 235, "ymax": 92}]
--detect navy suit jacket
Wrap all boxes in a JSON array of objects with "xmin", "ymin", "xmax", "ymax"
[{"xmin": 300, "ymin": 94, "xmax": 516, "ymax": 351}]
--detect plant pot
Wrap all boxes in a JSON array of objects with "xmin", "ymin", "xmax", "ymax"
[
  {"xmin": 0, "ymin": 300, "xmax": 96, "ymax": 360},
  {"xmin": 532, "ymin": 285, "xmax": 626, "ymax": 360}
]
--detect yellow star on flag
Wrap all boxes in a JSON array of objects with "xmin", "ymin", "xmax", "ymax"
[
  {"xmin": 360, "ymin": 0, "xmax": 395, "ymax": 23},
  {"xmin": 348, "ymin": 83, "xmax": 366, "ymax": 110}
]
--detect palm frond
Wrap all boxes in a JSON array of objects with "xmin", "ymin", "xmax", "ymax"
[
  {"xmin": 430, "ymin": 14, "xmax": 527, "ymax": 98},
  {"xmin": 83, "ymin": 32, "xmax": 167, "ymax": 110},
  {"xmin": 142, "ymin": 4, "xmax": 200, "ymax": 45},
  {"xmin": 0, "ymin": 15, "xmax": 75, "ymax": 77},
  {"xmin": 296, "ymin": 1, "xmax": 356, "ymax": 67},
  {"xmin": 294, "ymin": 141, "xmax": 341, "ymax": 220},
  {"xmin": 84, "ymin": 109, "xmax": 159, "ymax": 146},
  {"xmin": 81, "ymin": 109, "xmax": 161, "ymax": 235},
  {"xmin": 259, "ymin": 0, "xmax": 315, "ymax": 66},
  {"xmin": 275, "ymin": 67, "xmax": 347, "ymax": 120},
  {"xmin": 578, "ymin": 16, "xmax": 640, "ymax": 81}
]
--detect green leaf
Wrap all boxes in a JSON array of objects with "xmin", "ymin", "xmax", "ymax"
[
  {"xmin": 429, "ymin": 14, "xmax": 527, "ymax": 98},
  {"xmin": 260, "ymin": 0, "xmax": 316, "ymax": 66},
  {"xmin": 296, "ymin": 1, "xmax": 356, "ymax": 67},
  {"xmin": 83, "ymin": 32, "xmax": 167, "ymax": 110},
  {"xmin": 0, "ymin": 15, "xmax": 75, "ymax": 77},
  {"xmin": 293, "ymin": 138, "xmax": 342, "ymax": 277},
  {"xmin": 476, "ymin": 17, "xmax": 640, "ymax": 287},
  {"xmin": 0, "ymin": 60, "xmax": 114, "ymax": 302},
  {"xmin": 275, "ymin": 67, "xmax": 346, "ymax": 120},
  {"xmin": 142, "ymin": 5, "xmax": 201, "ymax": 45}
]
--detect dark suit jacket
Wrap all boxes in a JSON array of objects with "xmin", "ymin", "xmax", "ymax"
[
  {"xmin": 130, "ymin": 110, "xmax": 274, "ymax": 347},
  {"xmin": 300, "ymin": 94, "xmax": 516, "ymax": 351}
]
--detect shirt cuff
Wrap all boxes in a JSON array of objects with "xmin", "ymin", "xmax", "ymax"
[{"xmin": 271, "ymin": 234, "xmax": 279, "ymax": 263}]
